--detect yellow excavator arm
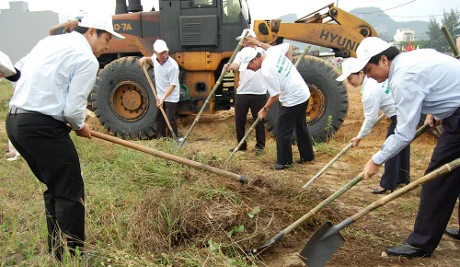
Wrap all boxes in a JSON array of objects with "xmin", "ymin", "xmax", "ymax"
[{"xmin": 253, "ymin": 3, "xmax": 378, "ymax": 58}]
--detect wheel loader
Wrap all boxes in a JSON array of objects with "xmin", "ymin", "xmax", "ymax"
[{"xmin": 49, "ymin": 0, "xmax": 378, "ymax": 141}]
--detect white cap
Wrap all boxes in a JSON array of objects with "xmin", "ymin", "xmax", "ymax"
[
  {"xmin": 238, "ymin": 47, "xmax": 258, "ymax": 71},
  {"xmin": 336, "ymin": 57, "xmax": 363, "ymax": 81},
  {"xmin": 78, "ymin": 12, "xmax": 125, "ymax": 39},
  {"xmin": 236, "ymin": 28, "xmax": 256, "ymax": 40},
  {"xmin": 354, "ymin": 37, "xmax": 391, "ymax": 70},
  {"xmin": 153, "ymin": 39, "xmax": 169, "ymax": 53}
]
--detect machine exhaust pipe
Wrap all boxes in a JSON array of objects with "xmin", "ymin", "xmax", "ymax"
[
  {"xmin": 128, "ymin": 0, "xmax": 143, "ymax": 13},
  {"xmin": 115, "ymin": 0, "xmax": 128, "ymax": 14}
]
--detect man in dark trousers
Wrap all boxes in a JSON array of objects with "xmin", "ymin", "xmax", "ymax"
[
  {"xmin": 238, "ymin": 46, "xmax": 315, "ymax": 170},
  {"xmin": 6, "ymin": 12, "xmax": 124, "ymax": 260},
  {"xmin": 358, "ymin": 37, "xmax": 460, "ymax": 258},
  {"xmin": 139, "ymin": 39, "xmax": 180, "ymax": 138}
]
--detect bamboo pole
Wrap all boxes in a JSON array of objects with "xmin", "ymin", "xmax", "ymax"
[
  {"xmin": 294, "ymin": 45, "xmax": 312, "ymax": 68},
  {"xmin": 303, "ymin": 113, "xmax": 386, "ymax": 189},
  {"xmin": 226, "ymin": 117, "xmax": 260, "ymax": 164},
  {"xmin": 90, "ymin": 130, "xmax": 247, "ymax": 184}
]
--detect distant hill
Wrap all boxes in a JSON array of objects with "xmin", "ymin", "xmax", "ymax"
[{"xmin": 349, "ymin": 7, "xmax": 429, "ymax": 41}]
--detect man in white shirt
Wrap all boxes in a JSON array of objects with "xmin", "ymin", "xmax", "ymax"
[
  {"xmin": 238, "ymin": 45, "xmax": 315, "ymax": 170},
  {"xmin": 357, "ymin": 37, "xmax": 460, "ymax": 258},
  {"xmin": 337, "ymin": 57, "xmax": 410, "ymax": 194},
  {"xmin": 139, "ymin": 39, "xmax": 180, "ymax": 138},
  {"xmin": 6, "ymin": 12, "xmax": 124, "ymax": 260}
]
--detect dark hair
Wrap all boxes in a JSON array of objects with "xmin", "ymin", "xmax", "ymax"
[
  {"xmin": 72, "ymin": 26, "xmax": 107, "ymax": 37},
  {"xmin": 368, "ymin": 46, "xmax": 400, "ymax": 65}
]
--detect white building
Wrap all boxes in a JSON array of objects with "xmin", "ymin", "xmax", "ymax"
[
  {"xmin": 394, "ymin": 28, "xmax": 415, "ymax": 43},
  {"xmin": 0, "ymin": 1, "xmax": 68, "ymax": 64}
]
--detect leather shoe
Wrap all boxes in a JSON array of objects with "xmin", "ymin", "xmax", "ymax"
[
  {"xmin": 386, "ymin": 242, "xmax": 431, "ymax": 258},
  {"xmin": 372, "ymin": 188, "xmax": 393, "ymax": 194},
  {"xmin": 296, "ymin": 157, "xmax": 315, "ymax": 164},
  {"xmin": 445, "ymin": 227, "xmax": 460, "ymax": 240},
  {"xmin": 273, "ymin": 164, "xmax": 291, "ymax": 170}
]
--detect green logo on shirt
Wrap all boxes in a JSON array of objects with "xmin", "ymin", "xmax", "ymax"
[{"xmin": 382, "ymin": 81, "xmax": 390, "ymax": 94}]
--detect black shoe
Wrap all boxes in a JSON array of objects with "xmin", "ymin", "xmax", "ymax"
[
  {"xmin": 445, "ymin": 227, "xmax": 460, "ymax": 240},
  {"xmin": 372, "ymin": 188, "xmax": 393, "ymax": 194},
  {"xmin": 229, "ymin": 147, "xmax": 247, "ymax": 152},
  {"xmin": 386, "ymin": 242, "xmax": 431, "ymax": 258},
  {"xmin": 255, "ymin": 148, "xmax": 264, "ymax": 156},
  {"xmin": 273, "ymin": 164, "xmax": 291, "ymax": 170},
  {"xmin": 296, "ymin": 157, "xmax": 315, "ymax": 164}
]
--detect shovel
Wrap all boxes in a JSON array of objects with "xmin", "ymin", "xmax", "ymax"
[
  {"xmin": 251, "ymin": 172, "xmax": 364, "ymax": 254},
  {"xmin": 90, "ymin": 130, "xmax": 247, "ymax": 185},
  {"xmin": 303, "ymin": 113, "xmax": 386, "ymax": 189},
  {"xmin": 225, "ymin": 117, "xmax": 261, "ymax": 164},
  {"xmin": 299, "ymin": 157, "xmax": 460, "ymax": 267},
  {"xmin": 252, "ymin": 123, "xmax": 431, "ymax": 254}
]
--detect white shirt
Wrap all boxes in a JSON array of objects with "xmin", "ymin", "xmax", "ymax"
[
  {"xmin": 372, "ymin": 49, "xmax": 460, "ymax": 165},
  {"xmin": 9, "ymin": 32, "xmax": 99, "ymax": 130},
  {"xmin": 234, "ymin": 47, "xmax": 266, "ymax": 95},
  {"xmin": 261, "ymin": 44, "xmax": 310, "ymax": 107},
  {"xmin": 357, "ymin": 77, "xmax": 396, "ymax": 139},
  {"xmin": 152, "ymin": 54, "xmax": 180, "ymax": 102}
]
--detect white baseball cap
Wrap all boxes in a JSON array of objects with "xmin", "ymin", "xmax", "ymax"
[
  {"xmin": 153, "ymin": 39, "xmax": 169, "ymax": 53},
  {"xmin": 78, "ymin": 12, "xmax": 125, "ymax": 39},
  {"xmin": 354, "ymin": 37, "xmax": 391, "ymax": 70},
  {"xmin": 236, "ymin": 28, "xmax": 256, "ymax": 40},
  {"xmin": 336, "ymin": 57, "xmax": 363, "ymax": 81},
  {"xmin": 238, "ymin": 47, "xmax": 258, "ymax": 71}
]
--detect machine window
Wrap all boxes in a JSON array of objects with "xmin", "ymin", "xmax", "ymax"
[
  {"xmin": 192, "ymin": 0, "xmax": 215, "ymax": 7},
  {"xmin": 222, "ymin": 0, "xmax": 241, "ymax": 23}
]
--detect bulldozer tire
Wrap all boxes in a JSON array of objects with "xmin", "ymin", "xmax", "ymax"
[
  {"xmin": 91, "ymin": 56, "xmax": 157, "ymax": 140},
  {"xmin": 265, "ymin": 56, "xmax": 348, "ymax": 142}
]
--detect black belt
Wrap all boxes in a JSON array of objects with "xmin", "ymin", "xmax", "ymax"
[{"xmin": 9, "ymin": 107, "xmax": 42, "ymax": 115}]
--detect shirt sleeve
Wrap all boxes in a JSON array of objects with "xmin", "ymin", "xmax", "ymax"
[
  {"xmin": 268, "ymin": 43, "xmax": 290, "ymax": 55},
  {"xmin": 357, "ymin": 84, "xmax": 383, "ymax": 139},
  {"xmin": 63, "ymin": 59, "xmax": 99, "ymax": 130},
  {"xmin": 372, "ymin": 78, "xmax": 424, "ymax": 164}
]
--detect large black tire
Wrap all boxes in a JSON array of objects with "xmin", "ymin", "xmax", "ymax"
[
  {"xmin": 91, "ymin": 56, "xmax": 157, "ymax": 140},
  {"xmin": 265, "ymin": 56, "xmax": 348, "ymax": 142}
]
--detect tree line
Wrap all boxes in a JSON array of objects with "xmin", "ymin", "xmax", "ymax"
[{"xmin": 399, "ymin": 9, "xmax": 459, "ymax": 53}]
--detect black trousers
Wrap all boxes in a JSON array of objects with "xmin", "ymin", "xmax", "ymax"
[
  {"xmin": 234, "ymin": 94, "xmax": 267, "ymax": 149},
  {"xmin": 156, "ymin": 101, "xmax": 178, "ymax": 138},
  {"xmin": 6, "ymin": 112, "xmax": 85, "ymax": 259},
  {"xmin": 276, "ymin": 100, "xmax": 315, "ymax": 165},
  {"xmin": 406, "ymin": 108, "xmax": 460, "ymax": 252},
  {"xmin": 380, "ymin": 116, "xmax": 411, "ymax": 190}
]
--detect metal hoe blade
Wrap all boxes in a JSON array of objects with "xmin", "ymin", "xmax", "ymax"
[{"xmin": 299, "ymin": 221, "xmax": 344, "ymax": 267}]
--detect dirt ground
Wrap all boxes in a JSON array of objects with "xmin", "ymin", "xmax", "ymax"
[{"xmin": 170, "ymin": 85, "xmax": 459, "ymax": 266}]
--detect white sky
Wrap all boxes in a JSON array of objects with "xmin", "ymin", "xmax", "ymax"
[{"xmin": 0, "ymin": 0, "xmax": 458, "ymax": 22}]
